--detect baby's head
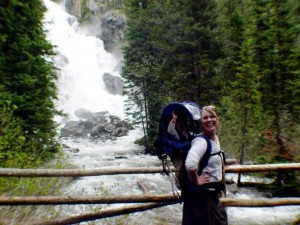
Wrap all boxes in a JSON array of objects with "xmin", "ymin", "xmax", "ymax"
[{"xmin": 175, "ymin": 110, "xmax": 189, "ymax": 132}]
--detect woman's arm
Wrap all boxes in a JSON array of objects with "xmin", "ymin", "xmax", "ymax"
[{"xmin": 185, "ymin": 137, "xmax": 211, "ymax": 185}]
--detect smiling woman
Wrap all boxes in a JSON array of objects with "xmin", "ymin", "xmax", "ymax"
[
  {"xmin": 183, "ymin": 105, "xmax": 228, "ymax": 225},
  {"xmin": 201, "ymin": 106, "xmax": 219, "ymax": 141}
]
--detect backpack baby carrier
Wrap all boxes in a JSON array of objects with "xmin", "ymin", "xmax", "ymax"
[{"xmin": 155, "ymin": 101, "xmax": 226, "ymax": 199}]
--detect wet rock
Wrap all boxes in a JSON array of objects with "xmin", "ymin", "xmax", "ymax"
[
  {"xmin": 115, "ymin": 155, "xmax": 127, "ymax": 159},
  {"xmin": 65, "ymin": 0, "xmax": 81, "ymax": 17},
  {"xmin": 105, "ymin": 123, "xmax": 116, "ymax": 133},
  {"xmin": 74, "ymin": 108, "xmax": 95, "ymax": 119},
  {"xmin": 60, "ymin": 109, "xmax": 132, "ymax": 142},
  {"xmin": 102, "ymin": 73, "xmax": 123, "ymax": 95},
  {"xmin": 99, "ymin": 11, "xmax": 126, "ymax": 51},
  {"xmin": 65, "ymin": 148, "xmax": 80, "ymax": 153},
  {"xmin": 60, "ymin": 120, "xmax": 88, "ymax": 137}
]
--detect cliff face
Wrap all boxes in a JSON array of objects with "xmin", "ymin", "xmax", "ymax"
[{"xmin": 64, "ymin": 0, "xmax": 126, "ymax": 54}]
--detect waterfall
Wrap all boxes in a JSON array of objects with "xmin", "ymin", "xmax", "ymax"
[
  {"xmin": 42, "ymin": 1, "xmax": 300, "ymax": 225},
  {"xmin": 44, "ymin": 0, "xmax": 125, "ymax": 122}
]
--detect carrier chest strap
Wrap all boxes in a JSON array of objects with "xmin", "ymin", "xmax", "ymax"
[{"xmin": 210, "ymin": 150, "xmax": 226, "ymax": 164}]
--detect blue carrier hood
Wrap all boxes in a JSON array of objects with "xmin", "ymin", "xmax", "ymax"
[{"xmin": 157, "ymin": 101, "xmax": 201, "ymax": 155}]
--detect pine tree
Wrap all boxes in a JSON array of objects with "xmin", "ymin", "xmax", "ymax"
[
  {"xmin": 253, "ymin": 0, "xmax": 300, "ymax": 162},
  {"xmin": 161, "ymin": 0, "xmax": 224, "ymax": 104},
  {"xmin": 0, "ymin": 0, "xmax": 60, "ymax": 165},
  {"xmin": 122, "ymin": 1, "xmax": 167, "ymax": 152}
]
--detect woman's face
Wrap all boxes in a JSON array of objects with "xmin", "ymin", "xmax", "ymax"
[{"xmin": 201, "ymin": 109, "xmax": 218, "ymax": 135}]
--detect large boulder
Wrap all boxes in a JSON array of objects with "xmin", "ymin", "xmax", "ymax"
[
  {"xmin": 99, "ymin": 11, "xmax": 126, "ymax": 51},
  {"xmin": 60, "ymin": 120, "xmax": 88, "ymax": 137},
  {"xmin": 102, "ymin": 73, "xmax": 123, "ymax": 95},
  {"xmin": 65, "ymin": 0, "xmax": 82, "ymax": 18},
  {"xmin": 59, "ymin": 109, "xmax": 133, "ymax": 142},
  {"xmin": 74, "ymin": 108, "xmax": 95, "ymax": 119},
  {"xmin": 64, "ymin": 0, "xmax": 127, "ymax": 52}
]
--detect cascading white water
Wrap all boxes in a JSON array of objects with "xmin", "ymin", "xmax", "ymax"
[
  {"xmin": 43, "ymin": 1, "xmax": 300, "ymax": 224},
  {"xmin": 44, "ymin": 0, "xmax": 125, "ymax": 122}
]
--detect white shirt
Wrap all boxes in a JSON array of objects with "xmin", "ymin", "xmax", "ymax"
[{"xmin": 185, "ymin": 135, "xmax": 223, "ymax": 182}]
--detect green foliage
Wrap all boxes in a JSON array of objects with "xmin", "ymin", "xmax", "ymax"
[
  {"xmin": 218, "ymin": 0, "xmax": 300, "ymax": 166},
  {"xmin": 80, "ymin": 0, "xmax": 92, "ymax": 23},
  {"xmin": 122, "ymin": 0, "xmax": 225, "ymax": 153},
  {"xmin": 122, "ymin": 2, "xmax": 174, "ymax": 152},
  {"xmin": 0, "ymin": 0, "xmax": 61, "ymax": 166},
  {"xmin": 250, "ymin": 0, "xmax": 300, "ymax": 164},
  {"xmin": 0, "ymin": 90, "xmax": 33, "ymax": 167},
  {"xmin": 122, "ymin": 0, "xmax": 300, "ymax": 175},
  {"xmin": 0, "ymin": 175, "xmax": 73, "ymax": 224},
  {"xmin": 0, "ymin": 154, "xmax": 74, "ymax": 224}
]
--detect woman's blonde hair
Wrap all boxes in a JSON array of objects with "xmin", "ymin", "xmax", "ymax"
[
  {"xmin": 201, "ymin": 105, "xmax": 220, "ymax": 134},
  {"xmin": 201, "ymin": 105, "xmax": 218, "ymax": 119}
]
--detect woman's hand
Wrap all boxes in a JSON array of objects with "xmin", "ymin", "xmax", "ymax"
[
  {"xmin": 197, "ymin": 172, "xmax": 211, "ymax": 185},
  {"xmin": 187, "ymin": 170, "xmax": 211, "ymax": 186}
]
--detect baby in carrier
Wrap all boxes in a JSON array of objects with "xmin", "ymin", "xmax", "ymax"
[{"xmin": 167, "ymin": 110, "xmax": 191, "ymax": 188}]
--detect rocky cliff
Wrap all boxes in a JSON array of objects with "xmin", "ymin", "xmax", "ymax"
[{"xmin": 64, "ymin": 0, "xmax": 126, "ymax": 53}]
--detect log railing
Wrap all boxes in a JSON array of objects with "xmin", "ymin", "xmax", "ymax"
[
  {"xmin": 0, "ymin": 163, "xmax": 299, "ymax": 225},
  {"xmin": 0, "ymin": 194, "xmax": 300, "ymax": 206},
  {"xmin": 0, "ymin": 163, "xmax": 299, "ymax": 207},
  {"xmin": 0, "ymin": 162, "xmax": 299, "ymax": 177}
]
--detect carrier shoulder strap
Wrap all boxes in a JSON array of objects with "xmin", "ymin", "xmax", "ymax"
[
  {"xmin": 196, "ymin": 134, "xmax": 212, "ymax": 175},
  {"xmin": 195, "ymin": 134, "xmax": 227, "ymax": 174},
  {"xmin": 196, "ymin": 135, "xmax": 227, "ymax": 196}
]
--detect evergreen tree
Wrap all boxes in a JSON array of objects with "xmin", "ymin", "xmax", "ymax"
[
  {"xmin": 216, "ymin": 0, "xmax": 247, "ymax": 156},
  {"xmin": 160, "ymin": 0, "xmax": 224, "ymax": 104},
  {"xmin": 122, "ymin": 1, "xmax": 167, "ymax": 152},
  {"xmin": 122, "ymin": 0, "xmax": 225, "ymax": 152},
  {"xmin": 218, "ymin": 0, "xmax": 264, "ymax": 169},
  {"xmin": 0, "ymin": 0, "xmax": 60, "ymax": 165},
  {"xmin": 217, "ymin": 0, "xmax": 244, "ymax": 87},
  {"xmin": 253, "ymin": 0, "xmax": 300, "ymax": 162}
]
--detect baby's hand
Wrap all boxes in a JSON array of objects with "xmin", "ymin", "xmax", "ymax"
[{"xmin": 172, "ymin": 112, "xmax": 178, "ymax": 121}]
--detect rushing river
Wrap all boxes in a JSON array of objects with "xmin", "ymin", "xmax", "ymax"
[{"xmin": 44, "ymin": 0, "xmax": 300, "ymax": 224}]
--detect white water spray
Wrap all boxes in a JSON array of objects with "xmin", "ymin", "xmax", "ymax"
[{"xmin": 44, "ymin": 0, "xmax": 125, "ymax": 121}]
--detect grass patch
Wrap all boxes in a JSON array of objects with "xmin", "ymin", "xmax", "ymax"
[{"xmin": 0, "ymin": 152, "xmax": 76, "ymax": 224}]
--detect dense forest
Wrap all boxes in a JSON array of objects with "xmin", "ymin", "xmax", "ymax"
[
  {"xmin": 122, "ymin": 0, "xmax": 300, "ymax": 162},
  {"xmin": 121, "ymin": 0, "xmax": 300, "ymax": 192},
  {"xmin": 0, "ymin": 0, "xmax": 299, "ymax": 197}
]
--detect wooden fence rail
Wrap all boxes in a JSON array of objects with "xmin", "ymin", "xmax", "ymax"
[
  {"xmin": 1, "ymin": 163, "xmax": 299, "ymax": 225},
  {"xmin": 0, "ymin": 163, "xmax": 299, "ymax": 177},
  {"xmin": 0, "ymin": 194, "xmax": 299, "ymax": 207}
]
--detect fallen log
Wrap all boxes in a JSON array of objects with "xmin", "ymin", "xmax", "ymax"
[
  {"xmin": 0, "ymin": 194, "xmax": 299, "ymax": 207},
  {"xmin": 137, "ymin": 180, "xmax": 150, "ymax": 195},
  {"xmin": 0, "ymin": 163, "xmax": 298, "ymax": 177},
  {"xmin": 37, "ymin": 202, "xmax": 176, "ymax": 225}
]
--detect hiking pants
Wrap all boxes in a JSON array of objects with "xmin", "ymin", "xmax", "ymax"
[{"xmin": 182, "ymin": 191, "xmax": 228, "ymax": 225}]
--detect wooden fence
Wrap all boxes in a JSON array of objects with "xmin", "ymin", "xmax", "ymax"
[{"xmin": 0, "ymin": 163, "xmax": 299, "ymax": 225}]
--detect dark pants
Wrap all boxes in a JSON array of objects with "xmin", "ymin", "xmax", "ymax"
[{"xmin": 182, "ymin": 191, "xmax": 228, "ymax": 225}]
